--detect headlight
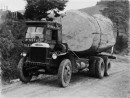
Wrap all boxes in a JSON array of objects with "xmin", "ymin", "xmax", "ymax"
[
  {"xmin": 52, "ymin": 53, "xmax": 57, "ymax": 59},
  {"xmin": 23, "ymin": 53, "xmax": 27, "ymax": 57},
  {"xmin": 21, "ymin": 52, "xmax": 27, "ymax": 57}
]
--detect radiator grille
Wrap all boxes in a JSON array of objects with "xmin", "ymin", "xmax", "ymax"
[{"xmin": 30, "ymin": 47, "xmax": 47, "ymax": 62}]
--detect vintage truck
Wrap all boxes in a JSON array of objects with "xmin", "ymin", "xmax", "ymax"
[{"xmin": 17, "ymin": 18, "xmax": 116, "ymax": 87}]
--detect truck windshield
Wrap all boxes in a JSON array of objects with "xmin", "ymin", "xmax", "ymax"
[{"xmin": 26, "ymin": 27, "xmax": 44, "ymax": 40}]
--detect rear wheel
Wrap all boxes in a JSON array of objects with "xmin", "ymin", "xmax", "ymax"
[
  {"xmin": 104, "ymin": 57, "xmax": 111, "ymax": 76},
  {"xmin": 95, "ymin": 57, "xmax": 105, "ymax": 79},
  {"xmin": 89, "ymin": 57, "xmax": 96, "ymax": 76},
  {"xmin": 105, "ymin": 60, "xmax": 111, "ymax": 76},
  {"xmin": 17, "ymin": 57, "xmax": 32, "ymax": 83},
  {"xmin": 58, "ymin": 59, "xmax": 72, "ymax": 87},
  {"xmin": 101, "ymin": 56, "xmax": 111, "ymax": 76}
]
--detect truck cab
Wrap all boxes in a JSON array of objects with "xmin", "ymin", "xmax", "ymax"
[
  {"xmin": 23, "ymin": 21, "xmax": 67, "ymax": 62},
  {"xmin": 18, "ymin": 21, "xmax": 71, "ymax": 87}
]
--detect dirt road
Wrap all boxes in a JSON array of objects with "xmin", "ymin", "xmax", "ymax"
[{"xmin": 1, "ymin": 56, "xmax": 130, "ymax": 98}]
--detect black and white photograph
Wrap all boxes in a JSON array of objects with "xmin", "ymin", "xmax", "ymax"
[{"xmin": 0, "ymin": 0, "xmax": 130, "ymax": 98}]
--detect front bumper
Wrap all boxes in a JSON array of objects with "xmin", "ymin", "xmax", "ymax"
[{"xmin": 26, "ymin": 61, "xmax": 49, "ymax": 66}]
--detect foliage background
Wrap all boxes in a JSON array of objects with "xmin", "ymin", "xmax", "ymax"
[
  {"xmin": 99, "ymin": 0, "xmax": 129, "ymax": 54},
  {"xmin": 0, "ymin": 11, "xmax": 26, "ymax": 83}
]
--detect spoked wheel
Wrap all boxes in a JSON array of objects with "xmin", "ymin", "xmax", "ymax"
[
  {"xmin": 58, "ymin": 59, "xmax": 72, "ymax": 87},
  {"xmin": 95, "ymin": 57, "xmax": 105, "ymax": 79},
  {"xmin": 17, "ymin": 57, "xmax": 32, "ymax": 83}
]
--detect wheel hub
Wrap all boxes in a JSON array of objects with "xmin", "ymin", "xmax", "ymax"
[{"xmin": 63, "ymin": 64, "xmax": 71, "ymax": 83}]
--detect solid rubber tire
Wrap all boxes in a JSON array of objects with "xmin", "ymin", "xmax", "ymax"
[
  {"xmin": 17, "ymin": 57, "xmax": 32, "ymax": 83},
  {"xmin": 95, "ymin": 57, "xmax": 105, "ymax": 79},
  {"xmin": 101, "ymin": 56, "xmax": 111, "ymax": 76},
  {"xmin": 89, "ymin": 57, "xmax": 96, "ymax": 77},
  {"xmin": 58, "ymin": 59, "xmax": 72, "ymax": 87}
]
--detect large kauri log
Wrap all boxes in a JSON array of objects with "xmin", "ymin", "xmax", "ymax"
[{"xmin": 55, "ymin": 10, "xmax": 115, "ymax": 53}]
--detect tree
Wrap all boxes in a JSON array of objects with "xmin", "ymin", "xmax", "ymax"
[
  {"xmin": 24, "ymin": 0, "xmax": 68, "ymax": 20},
  {"xmin": 99, "ymin": 0, "xmax": 129, "ymax": 53}
]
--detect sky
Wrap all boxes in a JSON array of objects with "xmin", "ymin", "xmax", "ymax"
[{"xmin": 0, "ymin": 0, "xmax": 100, "ymax": 12}]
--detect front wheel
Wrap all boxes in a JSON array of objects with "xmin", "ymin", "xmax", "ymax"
[
  {"xmin": 17, "ymin": 57, "xmax": 32, "ymax": 83},
  {"xmin": 58, "ymin": 59, "xmax": 72, "ymax": 87}
]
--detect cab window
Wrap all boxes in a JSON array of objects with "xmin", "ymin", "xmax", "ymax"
[
  {"xmin": 46, "ymin": 29, "xmax": 58, "ymax": 41},
  {"xmin": 26, "ymin": 27, "xmax": 44, "ymax": 39}
]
